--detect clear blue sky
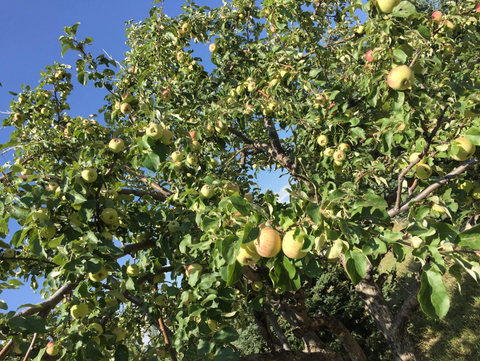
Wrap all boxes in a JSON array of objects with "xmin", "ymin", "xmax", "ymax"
[{"xmin": 0, "ymin": 1, "xmax": 288, "ymax": 312}]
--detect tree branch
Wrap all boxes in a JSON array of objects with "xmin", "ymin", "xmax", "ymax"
[
  {"xmin": 392, "ymin": 280, "xmax": 421, "ymax": 336},
  {"xmin": 264, "ymin": 305, "xmax": 291, "ymax": 351},
  {"xmin": 22, "ymin": 333, "xmax": 38, "ymax": 361}
]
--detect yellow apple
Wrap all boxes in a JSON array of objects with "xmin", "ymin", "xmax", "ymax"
[
  {"xmin": 204, "ymin": 124, "xmax": 215, "ymax": 137},
  {"xmin": 120, "ymin": 103, "xmax": 132, "ymax": 114},
  {"xmin": 333, "ymin": 149, "xmax": 346, "ymax": 162},
  {"xmin": 33, "ymin": 208, "xmax": 49, "ymax": 222},
  {"xmin": 409, "ymin": 152, "xmax": 427, "ymax": 164},
  {"xmin": 146, "ymin": 123, "xmax": 163, "ymax": 140},
  {"xmin": 317, "ymin": 134, "xmax": 328, "ymax": 147},
  {"xmin": 200, "ymin": 184, "xmax": 215, "ymax": 199},
  {"xmin": 46, "ymin": 341, "xmax": 58, "ymax": 356},
  {"xmin": 377, "ymin": 0, "xmax": 401, "ymax": 13},
  {"xmin": 450, "ymin": 137, "xmax": 476, "ymax": 161},
  {"xmin": 81, "ymin": 168, "xmax": 97, "ymax": 183},
  {"xmin": 458, "ymin": 180, "xmax": 473, "ymax": 193},
  {"xmin": 89, "ymin": 266, "xmax": 108, "ymax": 282},
  {"xmin": 160, "ymin": 129, "xmax": 174, "ymax": 145},
  {"xmin": 185, "ymin": 263, "xmax": 203, "ymax": 277},
  {"xmin": 224, "ymin": 183, "xmax": 240, "ymax": 196},
  {"xmin": 171, "ymin": 151, "xmax": 183, "ymax": 162},
  {"xmin": 126, "ymin": 264, "xmax": 139, "ymax": 277},
  {"xmin": 416, "ymin": 164, "xmax": 432, "ymax": 180},
  {"xmin": 89, "ymin": 323, "xmax": 104, "ymax": 336},
  {"xmin": 471, "ymin": 185, "xmax": 480, "ymax": 200},
  {"xmin": 108, "ymin": 138, "xmax": 125, "ymax": 153},
  {"xmin": 387, "ymin": 65, "xmax": 415, "ymax": 90},
  {"xmin": 251, "ymin": 281, "xmax": 263, "ymax": 292},
  {"xmin": 100, "ymin": 208, "xmax": 118, "ymax": 225},
  {"xmin": 244, "ymin": 193, "xmax": 253, "ymax": 202},
  {"xmin": 282, "ymin": 229, "xmax": 308, "ymax": 259},
  {"xmin": 255, "ymin": 227, "xmax": 281, "ymax": 258},
  {"xmin": 236, "ymin": 242, "xmax": 261, "ymax": 265},
  {"xmin": 70, "ymin": 304, "xmax": 89, "ymax": 319},
  {"xmin": 112, "ymin": 327, "xmax": 126, "ymax": 342}
]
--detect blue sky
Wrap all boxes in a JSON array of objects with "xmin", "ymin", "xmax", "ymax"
[{"xmin": 0, "ymin": 1, "xmax": 288, "ymax": 312}]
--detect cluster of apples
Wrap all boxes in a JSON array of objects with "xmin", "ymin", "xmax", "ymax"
[{"xmin": 316, "ymin": 134, "xmax": 351, "ymax": 173}]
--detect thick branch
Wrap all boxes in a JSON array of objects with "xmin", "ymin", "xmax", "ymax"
[
  {"xmin": 253, "ymin": 309, "xmax": 281, "ymax": 352},
  {"xmin": 388, "ymin": 157, "xmax": 478, "ymax": 217},
  {"xmin": 392, "ymin": 280, "xmax": 421, "ymax": 335},
  {"xmin": 159, "ymin": 316, "xmax": 177, "ymax": 361},
  {"xmin": 264, "ymin": 305, "xmax": 291, "ymax": 351}
]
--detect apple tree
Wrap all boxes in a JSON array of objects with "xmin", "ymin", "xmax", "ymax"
[{"xmin": 1, "ymin": 0, "xmax": 480, "ymax": 360}]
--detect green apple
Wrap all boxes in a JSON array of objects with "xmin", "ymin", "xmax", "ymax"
[
  {"xmin": 157, "ymin": 348, "xmax": 167, "ymax": 359},
  {"xmin": 112, "ymin": 327, "xmax": 126, "ymax": 342},
  {"xmin": 387, "ymin": 65, "xmax": 415, "ymax": 91},
  {"xmin": 33, "ymin": 208, "xmax": 49, "ymax": 222},
  {"xmin": 317, "ymin": 134, "xmax": 328, "ymax": 147},
  {"xmin": 450, "ymin": 137, "xmax": 476, "ymax": 161},
  {"xmin": 46, "ymin": 181, "xmax": 59, "ymax": 192},
  {"xmin": 338, "ymin": 143, "xmax": 351, "ymax": 153},
  {"xmin": 101, "ymin": 231, "xmax": 113, "ymax": 241},
  {"xmin": 200, "ymin": 184, "xmax": 215, "ymax": 199},
  {"xmin": 204, "ymin": 124, "xmax": 214, "ymax": 137},
  {"xmin": 155, "ymin": 295, "xmax": 166, "ymax": 306},
  {"xmin": 136, "ymin": 233, "xmax": 147, "ymax": 242},
  {"xmin": 440, "ymin": 240, "xmax": 455, "ymax": 252},
  {"xmin": 325, "ymin": 239, "xmax": 345, "ymax": 260},
  {"xmin": 171, "ymin": 151, "xmax": 183, "ymax": 162},
  {"xmin": 160, "ymin": 129, "xmax": 174, "ymax": 145},
  {"xmin": 251, "ymin": 281, "xmax": 263, "ymax": 292},
  {"xmin": 120, "ymin": 103, "xmax": 132, "ymax": 115},
  {"xmin": 458, "ymin": 180, "xmax": 473, "ymax": 193},
  {"xmin": 89, "ymin": 323, "xmax": 103, "ymax": 336},
  {"xmin": 333, "ymin": 149, "xmax": 346, "ymax": 162},
  {"xmin": 185, "ymin": 263, "xmax": 203, "ymax": 278},
  {"xmin": 105, "ymin": 296, "xmax": 118, "ymax": 308},
  {"xmin": 236, "ymin": 242, "xmax": 261, "ymax": 265},
  {"xmin": 39, "ymin": 225, "xmax": 56, "ymax": 239},
  {"xmin": 377, "ymin": 0, "xmax": 401, "ymax": 13},
  {"xmin": 471, "ymin": 185, "xmax": 480, "ymax": 200},
  {"xmin": 416, "ymin": 164, "xmax": 432, "ymax": 180},
  {"xmin": 215, "ymin": 121, "xmax": 228, "ymax": 134},
  {"xmin": 191, "ymin": 140, "xmax": 201, "ymax": 152},
  {"xmin": 46, "ymin": 341, "xmax": 58, "ymax": 356},
  {"xmin": 282, "ymin": 229, "xmax": 308, "ymax": 259},
  {"xmin": 255, "ymin": 227, "xmax": 281, "ymax": 258},
  {"xmin": 100, "ymin": 208, "xmax": 118, "ymax": 225},
  {"xmin": 324, "ymin": 148, "xmax": 334, "ymax": 157},
  {"xmin": 224, "ymin": 183, "xmax": 240, "ymax": 196},
  {"xmin": 108, "ymin": 138, "xmax": 125, "ymax": 153},
  {"xmin": 4, "ymin": 249, "xmax": 15, "ymax": 258},
  {"xmin": 146, "ymin": 123, "xmax": 163, "ymax": 140},
  {"xmin": 126, "ymin": 264, "xmax": 140, "ymax": 277},
  {"xmin": 89, "ymin": 266, "xmax": 108, "ymax": 282},
  {"xmin": 81, "ymin": 168, "xmax": 98, "ymax": 183},
  {"xmin": 168, "ymin": 220, "xmax": 180, "ymax": 232},
  {"xmin": 70, "ymin": 304, "xmax": 89, "ymax": 319},
  {"xmin": 244, "ymin": 193, "xmax": 253, "ymax": 202},
  {"xmin": 186, "ymin": 154, "xmax": 198, "ymax": 166},
  {"xmin": 409, "ymin": 152, "xmax": 427, "ymax": 164}
]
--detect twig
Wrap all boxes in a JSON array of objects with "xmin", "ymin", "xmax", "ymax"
[
  {"xmin": 159, "ymin": 317, "xmax": 177, "ymax": 361},
  {"xmin": 22, "ymin": 333, "xmax": 38, "ymax": 361}
]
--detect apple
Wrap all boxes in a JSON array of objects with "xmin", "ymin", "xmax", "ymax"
[
  {"xmin": 46, "ymin": 181, "xmax": 59, "ymax": 191},
  {"xmin": 325, "ymin": 239, "xmax": 346, "ymax": 260},
  {"xmin": 161, "ymin": 88, "xmax": 171, "ymax": 100},
  {"xmin": 245, "ymin": 104, "xmax": 255, "ymax": 115},
  {"xmin": 355, "ymin": 25, "xmax": 365, "ymax": 34},
  {"xmin": 185, "ymin": 263, "xmax": 203, "ymax": 278},
  {"xmin": 209, "ymin": 43, "xmax": 217, "ymax": 52},
  {"xmin": 153, "ymin": 273, "xmax": 165, "ymax": 283},
  {"xmin": 189, "ymin": 130, "xmax": 199, "ymax": 141},
  {"xmin": 224, "ymin": 183, "xmax": 240, "ymax": 196},
  {"xmin": 39, "ymin": 226, "xmax": 56, "ymax": 239},
  {"xmin": 191, "ymin": 140, "xmax": 201, "ymax": 152},
  {"xmin": 101, "ymin": 231, "xmax": 113, "ymax": 241},
  {"xmin": 33, "ymin": 208, "xmax": 49, "ymax": 222},
  {"xmin": 338, "ymin": 143, "xmax": 351, "ymax": 153},
  {"xmin": 160, "ymin": 129, "xmax": 174, "ymax": 145},
  {"xmin": 204, "ymin": 124, "xmax": 215, "ymax": 137},
  {"xmin": 416, "ymin": 164, "xmax": 432, "ymax": 180},
  {"xmin": 186, "ymin": 154, "xmax": 198, "ymax": 166},
  {"xmin": 440, "ymin": 241, "xmax": 455, "ymax": 252},
  {"xmin": 282, "ymin": 229, "xmax": 308, "ymax": 259},
  {"xmin": 168, "ymin": 220, "xmax": 180, "ymax": 232},
  {"xmin": 333, "ymin": 149, "xmax": 346, "ymax": 162},
  {"xmin": 445, "ymin": 20, "xmax": 455, "ymax": 30},
  {"xmin": 431, "ymin": 204, "xmax": 446, "ymax": 214},
  {"xmin": 387, "ymin": 65, "xmax": 415, "ymax": 91},
  {"xmin": 215, "ymin": 121, "xmax": 228, "ymax": 134},
  {"xmin": 136, "ymin": 233, "xmax": 147, "ymax": 243},
  {"xmin": 471, "ymin": 185, "xmax": 480, "ymax": 200},
  {"xmin": 89, "ymin": 266, "xmax": 108, "ymax": 282},
  {"xmin": 365, "ymin": 50, "xmax": 374, "ymax": 62},
  {"xmin": 255, "ymin": 227, "xmax": 282, "ymax": 258},
  {"xmin": 409, "ymin": 152, "xmax": 427, "ymax": 164},
  {"xmin": 109, "ymin": 138, "xmax": 125, "ymax": 153},
  {"xmin": 173, "ymin": 162, "xmax": 182, "ymax": 172},
  {"xmin": 46, "ymin": 341, "xmax": 58, "ymax": 356},
  {"xmin": 120, "ymin": 103, "xmax": 132, "ymax": 114},
  {"xmin": 101, "ymin": 208, "xmax": 118, "ymax": 225},
  {"xmin": 444, "ymin": 43, "xmax": 454, "ymax": 55},
  {"xmin": 113, "ymin": 327, "xmax": 126, "ymax": 342},
  {"xmin": 70, "ymin": 303, "xmax": 89, "ymax": 319},
  {"xmin": 105, "ymin": 296, "xmax": 118, "ymax": 308},
  {"xmin": 155, "ymin": 295, "xmax": 166, "ymax": 306},
  {"xmin": 90, "ymin": 323, "xmax": 104, "ymax": 336},
  {"xmin": 431, "ymin": 11, "xmax": 443, "ymax": 23},
  {"xmin": 450, "ymin": 137, "xmax": 476, "ymax": 161},
  {"xmin": 251, "ymin": 281, "xmax": 263, "ymax": 292},
  {"xmin": 13, "ymin": 113, "xmax": 24, "ymax": 122},
  {"xmin": 4, "ymin": 249, "xmax": 15, "ymax": 258},
  {"xmin": 244, "ymin": 193, "xmax": 253, "ymax": 202},
  {"xmin": 377, "ymin": 0, "xmax": 401, "ymax": 13},
  {"xmin": 324, "ymin": 148, "xmax": 334, "ymax": 157},
  {"xmin": 317, "ymin": 134, "xmax": 328, "ymax": 147},
  {"xmin": 314, "ymin": 93, "xmax": 329, "ymax": 107},
  {"xmin": 459, "ymin": 180, "xmax": 474, "ymax": 193},
  {"xmin": 157, "ymin": 348, "xmax": 167, "ymax": 359},
  {"xmin": 236, "ymin": 242, "xmax": 261, "ymax": 265},
  {"xmin": 171, "ymin": 151, "xmax": 183, "ymax": 162},
  {"xmin": 146, "ymin": 123, "xmax": 163, "ymax": 140},
  {"xmin": 81, "ymin": 168, "xmax": 97, "ymax": 183},
  {"xmin": 126, "ymin": 264, "xmax": 140, "ymax": 277},
  {"xmin": 200, "ymin": 184, "xmax": 215, "ymax": 199}
]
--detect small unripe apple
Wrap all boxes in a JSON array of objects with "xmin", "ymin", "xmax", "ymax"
[
  {"xmin": 445, "ymin": 20, "xmax": 455, "ymax": 30},
  {"xmin": 245, "ymin": 104, "xmax": 255, "ymax": 115},
  {"xmin": 431, "ymin": 11, "xmax": 443, "ymax": 24},
  {"xmin": 365, "ymin": 50, "xmax": 374, "ymax": 62},
  {"xmin": 89, "ymin": 323, "xmax": 104, "ymax": 336},
  {"xmin": 282, "ymin": 229, "xmax": 308, "ymax": 259},
  {"xmin": 153, "ymin": 273, "xmax": 165, "ymax": 283},
  {"xmin": 146, "ymin": 123, "xmax": 163, "ymax": 140},
  {"xmin": 126, "ymin": 264, "xmax": 140, "ymax": 277},
  {"xmin": 189, "ymin": 130, "xmax": 199, "ymax": 141},
  {"xmin": 377, "ymin": 0, "xmax": 401, "ymax": 13},
  {"xmin": 13, "ymin": 113, "xmax": 24, "ymax": 122},
  {"xmin": 70, "ymin": 303, "xmax": 89, "ymax": 319},
  {"xmin": 186, "ymin": 154, "xmax": 198, "ymax": 166},
  {"xmin": 416, "ymin": 164, "xmax": 432, "ymax": 180},
  {"xmin": 459, "ymin": 180, "xmax": 474, "ymax": 193},
  {"xmin": 185, "ymin": 263, "xmax": 203, "ymax": 277},
  {"xmin": 325, "ymin": 239, "xmax": 346, "ymax": 260},
  {"xmin": 215, "ymin": 121, "xmax": 228, "ymax": 134},
  {"xmin": 333, "ymin": 149, "xmax": 346, "ymax": 162},
  {"xmin": 244, "ymin": 193, "xmax": 253, "ymax": 202},
  {"xmin": 450, "ymin": 137, "xmax": 476, "ymax": 161},
  {"xmin": 171, "ymin": 151, "xmax": 183, "ymax": 162},
  {"xmin": 255, "ymin": 227, "xmax": 281, "ymax": 258},
  {"xmin": 200, "ymin": 184, "xmax": 215, "ymax": 199},
  {"xmin": 471, "ymin": 185, "xmax": 480, "ymax": 200},
  {"xmin": 100, "ymin": 208, "xmax": 118, "ymax": 225},
  {"xmin": 160, "ymin": 129, "xmax": 174, "ymax": 145},
  {"xmin": 46, "ymin": 341, "xmax": 58, "ymax": 356},
  {"xmin": 251, "ymin": 281, "xmax": 263, "ymax": 292},
  {"xmin": 237, "ymin": 242, "xmax": 261, "ymax": 265},
  {"xmin": 409, "ymin": 152, "xmax": 427, "ymax": 164},
  {"xmin": 324, "ymin": 148, "xmax": 334, "ymax": 157},
  {"xmin": 109, "ymin": 138, "xmax": 125, "ymax": 153},
  {"xmin": 204, "ymin": 124, "xmax": 215, "ymax": 137},
  {"xmin": 33, "ymin": 208, "xmax": 49, "ymax": 222},
  {"xmin": 39, "ymin": 226, "xmax": 56, "ymax": 239},
  {"xmin": 317, "ymin": 134, "xmax": 328, "ymax": 147},
  {"xmin": 89, "ymin": 266, "xmax": 108, "ymax": 282},
  {"xmin": 113, "ymin": 327, "xmax": 126, "ymax": 342},
  {"xmin": 224, "ymin": 183, "xmax": 240, "ymax": 196},
  {"xmin": 209, "ymin": 43, "xmax": 217, "ymax": 52},
  {"xmin": 46, "ymin": 181, "xmax": 59, "ymax": 192},
  {"xmin": 4, "ymin": 249, "xmax": 15, "ymax": 258},
  {"xmin": 120, "ymin": 103, "xmax": 132, "ymax": 114},
  {"xmin": 81, "ymin": 168, "xmax": 97, "ymax": 183},
  {"xmin": 191, "ymin": 140, "xmax": 201, "ymax": 152},
  {"xmin": 338, "ymin": 143, "xmax": 351, "ymax": 153},
  {"xmin": 387, "ymin": 65, "xmax": 415, "ymax": 91},
  {"xmin": 155, "ymin": 295, "xmax": 166, "ymax": 306},
  {"xmin": 168, "ymin": 220, "xmax": 180, "ymax": 232}
]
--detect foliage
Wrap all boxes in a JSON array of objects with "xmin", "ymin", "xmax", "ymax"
[{"xmin": 1, "ymin": 0, "xmax": 480, "ymax": 360}]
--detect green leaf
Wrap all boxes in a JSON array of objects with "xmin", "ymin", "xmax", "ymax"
[
  {"xmin": 142, "ymin": 151, "xmax": 161, "ymax": 172},
  {"xmin": 214, "ymin": 347, "xmax": 239, "ymax": 361},
  {"xmin": 418, "ymin": 268, "xmax": 450, "ymax": 319},
  {"xmin": 392, "ymin": 49, "xmax": 407, "ymax": 63},
  {"xmin": 226, "ymin": 262, "xmax": 242, "ymax": 287},
  {"xmin": 417, "ymin": 25, "xmax": 430, "ymax": 39},
  {"xmin": 85, "ymin": 341, "xmax": 100, "ymax": 361},
  {"xmin": 465, "ymin": 127, "xmax": 480, "ymax": 146},
  {"xmin": 114, "ymin": 344, "xmax": 129, "ymax": 361},
  {"xmin": 392, "ymin": 1, "xmax": 417, "ymax": 17},
  {"xmin": 0, "ymin": 300, "xmax": 7, "ymax": 310},
  {"xmin": 306, "ymin": 203, "xmax": 321, "ymax": 224},
  {"xmin": 345, "ymin": 250, "xmax": 367, "ymax": 285},
  {"xmin": 213, "ymin": 327, "xmax": 239, "ymax": 344},
  {"xmin": 392, "ymin": 243, "xmax": 405, "ymax": 262},
  {"xmin": 229, "ymin": 196, "xmax": 249, "ymax": 216},
  {"xmin": 457, "ymin": 224, "xmax": 480, "ymax": 248}
]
